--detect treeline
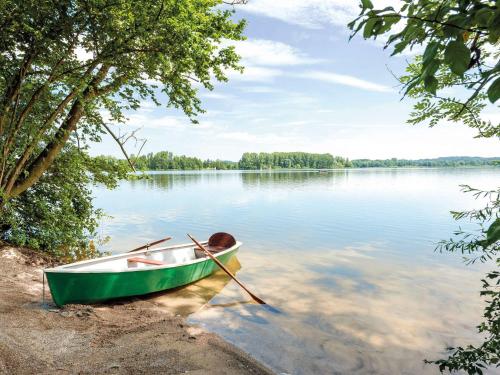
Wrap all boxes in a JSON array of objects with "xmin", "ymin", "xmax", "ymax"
[
  {"xmin": 239, "ymin": 154, "xmax": 499, "ymax": 169},
  {"xmin": 350, "ymin": 156, "xmax": 499, "ymax": 168},
  {"xmin": 239, "ymin": 152, "xmax": 350, "ymax": 169},
  {"xmin": 131, "ymin": 151, "xmax": 238, "ymax": 170},
  {"xmin": 100, "ymin": 151, "xmax": 499, "ymax": 171}
]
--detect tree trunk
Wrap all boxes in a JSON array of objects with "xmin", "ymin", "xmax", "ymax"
[
  {"xmin": 5, "ymin": 64, "xmax": 111, "ymax": 198},
  {"xmin": 7, "ymin": 99, "xmax": 84, "ymax": 197}
]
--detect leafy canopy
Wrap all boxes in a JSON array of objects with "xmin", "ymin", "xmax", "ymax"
[
  {"xmin": 349, "ymin": 0, "xmax": 499, "ymax": 136},
  {"xmin": 0, "ymin": 0, "xmax": 245, "ymax": 200},
  {"xmin": 0, "ymin": 0, "xmax": 246, "ymax": 257}
]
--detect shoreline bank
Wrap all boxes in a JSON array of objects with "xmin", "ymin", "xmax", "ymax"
[{"xmin": 0, "ymin": 245, "xmax": 273, "ymax": 374}]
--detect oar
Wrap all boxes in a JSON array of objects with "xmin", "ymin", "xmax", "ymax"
[
  {"xmin": 127, "ymin": 236, "xmax": 172, "ymax": 253},
  {"xmin": 188, "ymin": 234, "xmax": 267, "ymax": 305}
]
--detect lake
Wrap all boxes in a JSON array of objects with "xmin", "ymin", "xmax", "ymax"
[{"xmin": 94, "ymin": 168, "xmax": 499, "ymax": 375}]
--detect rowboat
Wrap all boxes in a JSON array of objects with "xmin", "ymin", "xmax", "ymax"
[{"xmin": 44, "ymin": 233, "xmax": 241, "ymax": 306}]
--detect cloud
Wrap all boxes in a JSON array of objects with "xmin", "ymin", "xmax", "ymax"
[
  {"xmin": 239, "ymin": 86, "xmax": 280, "ymax": 94},
  {"xmin": 200, "ymin": 92, "xmax": 233, "ymax": 100},
  {"xmin": 241, "ymin": 0, "xmax": 358, "ymax": 29},
  {"xmin": 226, "ymin": 66, "xmax": 283, "ymax": 82},
  {"xmin": 217, "ymin": 131, "xmax": 300, "ymax": 146},
  {"xmin": 240, "ymin": 0, "xmax": 400, "ymax": 29},
  {"xmin": 126, "ymin": 114, "xmax": 187, "ymax": 129},
  {"xmin": 222, "ymin": 38, "xmax": 321, "ymax": 82},
  {"xmin": 231, "ymin": 38, "xmax": 321, "ymax": 66},
  {"xmin": 298, "ymin": 70, "xmax": 393, "ymax": 92}
]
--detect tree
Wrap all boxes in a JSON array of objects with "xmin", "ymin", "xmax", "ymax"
[
  {"xmin": 0, "ymin": 0, "xmax": 245, "ymax": 255},
  {"xmin": 1, "ymin": 146, "xmax": 130, "ymax": 258},
  {"xmin": 0, "ymin": 0, "xmax": 245, "ymax": 201},
  {"xmin": 350, "ymin": 1, "xmax": 499, "ymax": 373}
]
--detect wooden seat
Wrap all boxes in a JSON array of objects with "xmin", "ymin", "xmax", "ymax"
[
  {"xmin": 204, "ymin": 245, "xmax": 226, "ymax": 253},
  {"xmin": 127, "ymin": 257, "xmax": 165, "ymax": 266}
]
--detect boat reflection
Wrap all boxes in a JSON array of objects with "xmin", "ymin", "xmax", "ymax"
[{"xmin": 145, "ymin": 256, "xmax": 253, "ymax": 316}]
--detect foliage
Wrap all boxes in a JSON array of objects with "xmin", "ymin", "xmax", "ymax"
[
  {"xmin": 238, "ymin": 152, "xmax": 350, "ymax": 170},
  {"xmin": 350, "ymin": 1, "xmax": 499, "ymax": 373},
  {"xmin": 426, "ymin": 187, "xmax": 499, "ymax": 373},
  {"xmin": 350, "ymin": 156, "xmax": 499, "ymax": 168},
  {"xmin": 0, "ymin": 0, "xmax": 245, "ymax": 200},
  {"xmin": 349, "ymin": 0, "xmax": 500, "ymax": 137},
  {"xmin": 130, "ymin": 151, "xmax": 239, "ymax": 170},
  {"xmin": 437, "ymin": 186, "xmax": 500, "ymax": 264},
  {"xmin": 0, "ymin": 0, "xmax": 244, "ymax": 256},
  {"xmin": 0, "ymin": 145, "xmax": 129, "ymax": 259},
  {"xmin": 101, "ymin": 152, "xmax": 500, "ymax": 171}
]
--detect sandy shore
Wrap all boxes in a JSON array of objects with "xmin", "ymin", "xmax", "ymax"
[{"xmin": 0, "ymin": 245, "xmax": 274, "ymax": 374}]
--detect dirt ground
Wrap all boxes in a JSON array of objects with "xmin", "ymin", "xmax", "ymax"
[{"xmin": 0, "ymin": 245, "xmax": 274, "ymax": 374}]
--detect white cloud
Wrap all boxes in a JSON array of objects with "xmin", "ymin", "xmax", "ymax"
[
  {"xmin": 138, "ymin": 100, "xmax": 157, "ymax": 112},
  {"xmin": 226, "ymin": 66, "xmax": 283, "ymax": 82},
  {"xmin": 298, "ymin": 71, "xmax": 393, "ymax": 93},
  {"xmin": 231, "ymin": 39, "xmax": 321, "ymax": 66},
  {"xmin": 217, "ymin": 130, "xmax": 301, "ymax": 146},
  {"xmin": 240, "ymin": 0, "xmax": 400, "ymax": 29},
  {"xmin": 241, "ymin": 0, "xmax": 357, "ymax": 29},
  {"xmin": 239, "ymin": 86, "xmax": 280, "ymax": 94},
  {"xmin": 221, "ymin": 38, "xmax": 320, "ymax": 82},
  {"xmin": 126, "ymin": 114, "xmax": 187, "ymax": 129},
  {"xmin": 200, "ymin": 92, "xmax": 233, "ymax": 100}
]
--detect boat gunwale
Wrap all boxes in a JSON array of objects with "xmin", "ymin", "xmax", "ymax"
[{"xmin": 43, "ymin": 241, "xmax": 241, "ymax": 274}]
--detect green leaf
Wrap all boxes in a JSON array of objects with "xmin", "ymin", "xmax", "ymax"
[
  {"xmin": 487, "ymin": 77, "xmax": 500, "ymax": 103},
  {"xmin": 424, "ymin": 75, "xmax": 438, "ymax": 95},
  {"xmin": 422, "ymin": 58, "xmax": 440, "ymax": 78},
  {"xmin": 474, "ymin": 8, "xmax": 494, "ymax": 26},
  {"xmin": 444, "ymin": 40, "xmax": 471, "ymax": 76},
  {"xmin": 391, "ymin": 40, "xmax": 409, "ymax": 55},
  {"xmin": 486, "ymin": 218, "xmax": 500, "ymax": 244},
  {"xmin": 361, "ymin": 0, "xmax": 374, "ymax": 12},
  {"xmin": 423, "ymin": 42, "xmax": 439, "ymax": 65},
  {"xmin": 403, "ymin": 76, "xmax": 421, "ymax": 96},
  {"xmin": 363, "ymin": 18, "xmax": 377, "ymax": 38}
]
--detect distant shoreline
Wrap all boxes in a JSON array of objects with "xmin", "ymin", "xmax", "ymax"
[
  {"xmin": 99, "ymin": 151, "xmax": 500, "ymax": 171},
  {"xmin": 135, "ymin": 165, "xmax": 500, "ymax": 173}
]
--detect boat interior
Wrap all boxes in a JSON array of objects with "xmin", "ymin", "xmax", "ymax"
[{"xmin": 51, "ymin": 233, "xmax": 238, "ymax": 272}]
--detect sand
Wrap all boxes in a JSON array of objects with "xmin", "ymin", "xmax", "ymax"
[{"xmin": 0, "ymin": 245, "xmax": 274, "ymax": 374}]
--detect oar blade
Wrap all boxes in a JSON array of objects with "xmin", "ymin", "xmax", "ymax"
[{"xmin": 188, "ymin": 234, "xmax": 268, "ymax": 305}]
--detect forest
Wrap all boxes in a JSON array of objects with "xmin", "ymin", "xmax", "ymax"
[
  {"xmin": 111, "ymin": 151, "xmax": 499, "ymax": 171},
  {"xmin": 131, "ymin": 151, "xmax": 239, "ymax": 170},
  {"xmin": 350, "ymin": 156, "xmax": 499, "ymax": 168}
]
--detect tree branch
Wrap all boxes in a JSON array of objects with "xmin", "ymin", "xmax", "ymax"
[
  {"xmin": 101, "ymin": 123, "xmax": 138, "ymax": 172},
  {"xmin": 7, "ymin": 64, "xmax": 111, "ymax": 197}
]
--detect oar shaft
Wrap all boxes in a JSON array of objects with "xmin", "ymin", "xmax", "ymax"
[
  {"xmin": 188, "ymin": 234, "xmax": 266, "ymax": 304},
  {"xmin": 128, "ymin": 236, "xmax": 172, "ymax": 253}
]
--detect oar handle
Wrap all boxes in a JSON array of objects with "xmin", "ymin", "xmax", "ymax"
[
  {"xmin": 128, "ymin": 236, "xmax": 172, "ymax": 253},
  {"xmin": 188, "ymin": 234, "xmax": 266, "ymax": 305}
]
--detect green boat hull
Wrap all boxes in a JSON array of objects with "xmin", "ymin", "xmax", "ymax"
[{"xmin": 45, "ymin": 248, "xmax": 237, "ymax": 306}]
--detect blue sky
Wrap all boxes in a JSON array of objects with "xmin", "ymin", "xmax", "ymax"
[{"xmin": 90, "ymin": 1, "xmax": 499, "ymax": 161}]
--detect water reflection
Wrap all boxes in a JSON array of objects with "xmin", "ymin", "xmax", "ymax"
[
  {"xmin": 187, "ymin": 246, "xmax": 486, "ymax": 375},
  {"xmin": 144, "ymin": 257, "xmax": 250, "ymax": 316},
  {"xmin": 240, "ymin": 170, "xmax": 346, "ymax": 188},
  {"xmin": 93, "ymin": 168, "xmax": 500, "ymax": 374}
]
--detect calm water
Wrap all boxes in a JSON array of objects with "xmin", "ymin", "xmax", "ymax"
[{"xmin": 94, "ymin": 168, "xmax": 499, "ymax": 375}]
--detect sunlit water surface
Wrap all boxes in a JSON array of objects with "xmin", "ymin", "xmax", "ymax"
[{"xmin": 94, "ymin": 168, "xmax": 499, "ymax": 375}]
